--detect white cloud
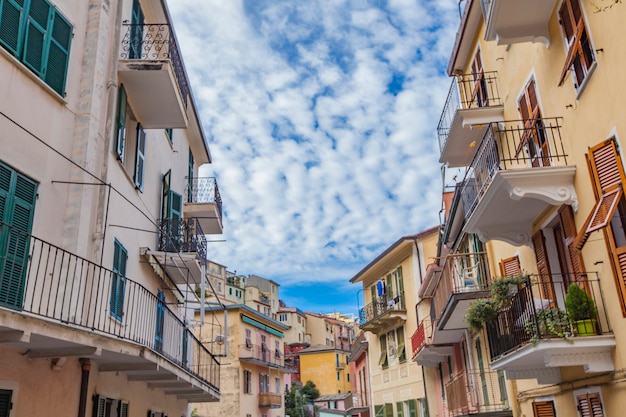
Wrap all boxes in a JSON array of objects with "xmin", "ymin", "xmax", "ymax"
[{"xmin": 169, "ymin": 0, "xmax": 460, "ymax": 310}]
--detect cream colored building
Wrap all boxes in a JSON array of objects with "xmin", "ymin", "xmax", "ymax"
[
  {"xmin": 0, "ymin": 0, "xmax": 222, "ymax": 416},
  {"xmin": 428, "ymin": 0, "xmax": 626, "ymax": 416},
  {"xmin": 350, "ymin": 228, "xmax": 438, "ymax": 417},
  {"xmin": 194, "ymin": 305, "xmax": 290, "ymax": 417}
]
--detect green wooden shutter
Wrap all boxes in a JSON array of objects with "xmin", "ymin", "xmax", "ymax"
[
  {"xmin": 0, "ymin": 389, "xmax": 12, "ymax": 417},
  {"xmin": 0, "ymin": 165, "xmax": 37, "ymax": 310},
  {"xmin": 0, "ymin": 0, "xmax": 27, "ymax": 56},
  {"xmin": 187, "ymin": 149, "xmax": 194, "ymax": 203},
  {"xmin": 167, "ymin": 190, "xmax": 182, "ymax": 251},
  {"xmin": 396, "ymin": 402, "xmax": 404, "ymax": 417},
  {"xmin": 161, "ymin": 170, "xmax": 171, "ymax": 219},
  {"xmin": 397, "ymin": 266, "xmax": 404, "ymax": 308},
  {"xmin": 129, "ymin": 0, "xmax": 143, "ymax": 59},
  {"xmin": 407, "ymin": 399, "xmax": 418, "ymax": 417},
  {"xmin": 22, "ymin": 0, "xmax": 51, "ymax": 78},
  {"xmin": 384, "ymin": 403, "xmax": 393, "ymax": 417},
  {"xmin": 386, "ymin": 274, "xmax": 393, "ymax": 298},
  {"xmin": 134, "ymin": 124, "xmax": 145, "ymax": 191},
  {"xmin": 116, "ymin": 86, "xmax": 127, "ymax": 162},
  {"xmin": 44, "ymin": 8, "xmax": 71, "ymax": 95},
  {"xmin": 374, "ymin": 405, "xmax": 384, "ymax": 417},
  {"xmin": 110, "ymin": 240, "xmax": 127, "ymax": 320}
]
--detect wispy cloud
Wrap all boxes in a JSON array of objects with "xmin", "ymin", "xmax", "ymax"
[{"xmin": 170, "ymin": 0, "xmax": 460, "ymax": 312}]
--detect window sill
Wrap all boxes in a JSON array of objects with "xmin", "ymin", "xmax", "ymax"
[{"xmin": 0, "ymin": 46, "xmax": 67, "ymax": 104}]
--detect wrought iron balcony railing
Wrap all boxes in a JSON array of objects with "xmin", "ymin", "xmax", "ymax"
[
  {"xmin": 120, "ymin": 23, "xmax": 190, "ymax": 108},
  {"xmin": 185, "ymin": 177, "xmax": 223, "ymax": 225},
  {"xmin": 0, "ymin": 222, "xmax": 219, "ymax": 390},
  {"xmin": 437, "ymin": 71, "xmax": 502, "ymax": 152},
  {"xmin": 432, "ymin": 252, "xmax": 491, "ymax": 323},
  {"xmin": 358, "ymin": 292, "xmax": 405, "ymax": 326},
  {"xmin": 157, "ymin": 217, "xmax": 207, "ymax": 259},
  {"xmin": 239, "ymin": 343, "xmax": 285, "ymax": 367},
  {"xmin": 460, "ymin": 118, "xmax": 567, "ymax": 221},
  {"xmin": 445, "ymin": 369, "xmax": 510, "ymax": 416},
  {"xmin": 486, "ymin": 273, "xmax": 611, "ymax": 360}
]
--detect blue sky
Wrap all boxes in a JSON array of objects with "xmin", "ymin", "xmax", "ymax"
[{"xmin": 169, "ymin": 0, "xmax": 462, "ymax": 317}]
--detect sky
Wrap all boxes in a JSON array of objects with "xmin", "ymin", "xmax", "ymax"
[{"xmin": 169, "ymin": 0, "xmax": 462, "ymax": 317}]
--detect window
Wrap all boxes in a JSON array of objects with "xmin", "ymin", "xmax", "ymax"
[
  {"xmin": 245, "ymin": 329, "xmax": 252, "ymax": 349},
  {"xmin": 336, "ymin": 371, "xmax": 340, "ymax": 381},
  {"xmin": 336, "ymin": 353, "xmax": 340, "ymax": 367},
  {"xmin": 0, "ymin": 389, "xmax": 12, "ymax": 417},
  {"xmin": 518, "ymin": 79, "xmax": 549, "ymax": 167},
  {"xmin": 378, "ymin": 335, "xmax": 388, "ymax": 368},
  {"xmin": 165, "ymin": 128, "xmax": 173, "ymax": 144},
  {"xmin": 575, "ymin": 391, "xmax": 605, "ymax": 417},
  {"xmin": 229, "ymin": 288, "xmax": 232, "ymax": 295},
  {"xmin": 0, "ymin": 162, "xmax": 38, "ymax": 309},
  {"xmin": 115, "ymin": 85, "xmax": 147, "ymax": 190},
  {"xmin": 577, "ymin": 139, "xmax": 626, "ymax": 314},
  {"xmin": 396, "ymin": 402, "xmax": 405, "ymax": 417},
  {"xmin": 532, "ymin": 400, "xmax": 555, "ymax": 417},
  {"xmin": 275, "ymin": 340, "xmax": 281, "ymax": 358},
  {"xmin": 243, "ymin": 370, "xmax": 252, "ymax": 394},
  {"xmin": 347, "ymin": 373, "xmax": 350, "ymax": 382},
  {"xmin": 558, "ymin": 0, "xmax": 595, "ymax": 90},
  {"xmin": 148, "ymin": 412, "xmax": 167, "ymax": 417},
  {"xmin": 110, "ymin": 240, "xmax": 127, "ymax": 320},
  {"xmin": 275, "ymin": 377, "xmax": 280, "ymax": 394},
  {"xmin": 259, "ymin": 374, "xmax": 270, "ymax": 393},
  {"xmin": 0, "ymin": 0, "xmax": 72, "ymax": 95},
  {"xmin": 93, "ymin": 395, "xmax": 129, "ymax": 417}
]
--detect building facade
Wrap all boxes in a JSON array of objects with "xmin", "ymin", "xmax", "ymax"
[{"xmin": 0, "ymin": 0, "xmax": 223, "ymax": 416}]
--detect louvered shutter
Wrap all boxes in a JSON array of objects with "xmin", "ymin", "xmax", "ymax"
[
  {"xmin": 558, "ymin": 204, "xmax": 587, "ymax": 286},
  {"xmin": 577, "ymin": 393, "xmax": 604, "ymax": 417},
  {"xmin": 21, "ymin": 0, "xmax": 51, "ymax": 78},
  {"xmin": 397, "ymin": 266, "xmax": 404, "ymax": 308},
  {"xmin": 116, "ymin": 86, "xmax": 127, "ymax": 162},
  {"xmin": 499, "ymin": 256, "xmax": 520, "ymax": 277},
  {"xmin": 129, "ymin": 0, "xmax": 144, "ymax": 59},
  {"xmin": 110, "ymin": 240, "xmax": 127, "ymax": 320},
  {"xmin": 119, "ymin": 400, "xmax": 129, "ymax": 417},
  {"xmin": 407, "ymin": 399, "xmax": 418, "ymax": 417},
  {"xmin": 187, "ymin": 150, "xmax": 194, "ymax": 203},
  {"xmin": 374, "ymin": 405, "xmax": 385, "ymax": 417},
  {"xmin": 0, "ymin": 389, "xmax": 12, "ymax": 417},
  {"xmin": 532, "ymin": 231, "xmax": 555, "ymax": 303},
  {"xmin": 386, "ymin": 274, "xmax": 393, "ymax": 298},
  {"xmin": 0, "ymin": 0, "xmax": 27, "ymax": 56},
  {"xmin": 45, "ymin": 9, "xmax": 71, "ymax": 95},
  {"xmin": 161, "ymin": 170, "xmax": 171, "ymax": 219},
  {"xmin": 167, "ymin": 191, "xmax": 182, "ymax": 251},
  {"xmin": 134, "ymin": 125, "xmax": 146, "ymax": 191},
  {"xmin": 93, "ymin": 395, "xmax": 106, "ymax": 417},
  {"xmin": 396, "ymin": 402, "xmax": 405, "ymax": 417},
  {"xmin": 384, "ymin": 403, "xmax": 394, "ymax": 417},
  {"xmin": 532, "ymin": 400, "xmax": 556, "ymax": 417}
]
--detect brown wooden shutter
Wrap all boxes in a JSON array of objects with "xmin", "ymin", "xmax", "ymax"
[
  {"xmin": 532, "ymin": 400, "xmax": 556, "ymax": 417},
  {"xmin": 499, "ymin": 256, "xmax": 520, "ymax": 277},
  {"xmin": 532, "ymin": 231, "xmax": 555, "ymax": 303},
  {"xmin": 558, "ymin": 205, "xmax": 587, "ymax": 285},
  {"xmin": 577, "ymin": 392, "xmax": 605, "ymax": 417}
]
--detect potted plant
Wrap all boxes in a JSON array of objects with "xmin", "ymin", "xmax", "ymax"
[
  {"xmin": 465, "ymin": 298, "xmax": 499, "ymax": 331},
  {"xmin": 565, "ymin": 283, "xmax": 598, "ymax": 336},
  {"xmin": 524, "ymin": 308, "xmax": 571, "ymax": 345}
]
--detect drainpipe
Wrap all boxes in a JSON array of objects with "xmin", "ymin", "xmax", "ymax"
[{"xmin": 77, "ymin": 359, "xmax": 91, "ymax": 417}]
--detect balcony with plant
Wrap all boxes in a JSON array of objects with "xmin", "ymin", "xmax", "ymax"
[
  {"xmin": 358, "ymin": 292, "xmax": 406, "ymax": 333},
  {"xmin": 470, "ymin": 273, "xmax": 615, "ymax": 384}
]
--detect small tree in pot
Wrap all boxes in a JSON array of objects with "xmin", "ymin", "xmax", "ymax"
[{"xmin": 565, "ymin": 283, "xmax": 598, "ymax": 336}]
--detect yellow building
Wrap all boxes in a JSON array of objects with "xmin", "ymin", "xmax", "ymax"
[
  {"xmin": 350, "ymin": 228, "xmax": 439, "ymax": 417},
  {"xmin": 299, "ymin": 345, "xmax": 353, "ymax": 396},
  {"xmin": 431, "ymin": 0, "xmax": 626, "ymax": 416},
  {"xmin": 194, "ymin": 305, "xmax": 290, "ymax": 417}
]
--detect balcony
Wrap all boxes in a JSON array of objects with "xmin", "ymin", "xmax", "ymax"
[
  {"xmin": 239, "ymin": 343, "xmax": 286, "ymax": 369},
  {"xmin": 0, "ymin": 223, "xmax": 219, "ymax": 401},
  {"xmin": 118, "ymin": 23, "xmax": 190, "ymax": 128},
  {"xmin": 184, "ymin": 177, "xmax": 223, "ymax": 235},
  {"xmin": 481, "ymin": 0, "xmax": 557, "ymax": 46},
  {"xmin": 259, "ymin": 393, "xmax": 282, "ymax": 408},
  {"xmin": 358, "ymin": 292, "xmax": 406, "ymax": 333},
  {"xmin": 146, "ymin": 218, "xmax": 207, "ymax": 286},
  {"xmin": 411, "ymin": 318, "xmax": 453, "ymax": 367},
  {"xmin": 438, "ymin": 72, "xmax": 504, "ymax": 168},
  {"xmin": 432, "ymin": 252, "xmax": 491, "ymax": 337},
  {"xmin": 486, "ymin": 273, "xmax": 615, "ymax": 384},
  {"xmin": 460, "ymin": 119, "xmax": 577, "ymax": 247},
  {"xmin": 445, "ymin": 370, "xmax": 512, "ymax": 417}
]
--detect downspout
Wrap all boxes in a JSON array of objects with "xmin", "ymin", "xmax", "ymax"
[{"xmin": 77, "ymin": 359, "xmax": 91, "ymax": 417}]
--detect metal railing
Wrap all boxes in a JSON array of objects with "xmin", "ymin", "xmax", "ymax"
[
  {"xmin": 460, "ymin": 118, "xmax": 567, "ymax": 222},
  {"xmin": 120, "ymin": 23, "xmax": 190, "ymax": 108},
  {"xmin": 156, "ymin": 217, "xmax": 207, "ymax": 260},
  {"xmin": 259, "ymin": 393, "xmax": 282, "ymax": 408},
  {"xmin": 432, "ymin": 252, "xmax": 491, "ymax": 323},
  {"xmin": 445, "ymin": 370, "xmax": 510, "ymax": 416},
  {"xmin": 0, "ymin": 222, "xmax": 219, "ymax": 390},
  {"xmin": 410, "ymin": 318, "xmax": 433, "ymax": 357},
  {"xmin": 486, "ymin": 273, "xmax": 611, "ymax": 360},
  {"xmin": 184, "ymin": 177, "xmax": 223, "ymax": 226},
  {"xmin": 239, "ymin": 343, "xmax": 285, "ymax": 367},
  {"xmin": 437, "ymin": 72, "xmax": 502, "ymax": 152},
  {"xmin": 358, "ymin": 292, "xmax": 405, "ymax": 326}
]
